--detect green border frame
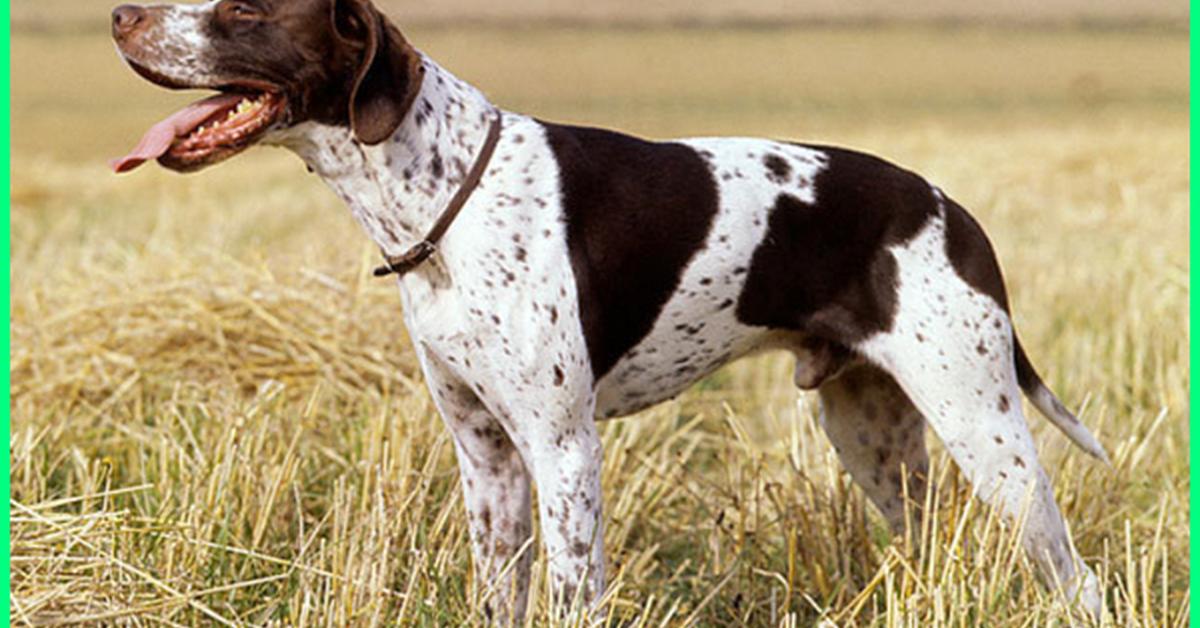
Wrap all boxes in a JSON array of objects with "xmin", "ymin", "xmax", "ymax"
[{"xmin": 3, "ymin": 0, "xmax": 13, "ymax": 620}]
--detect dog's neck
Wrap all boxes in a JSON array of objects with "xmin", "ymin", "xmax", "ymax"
[{"xmin": 274, "ymin": 54, "xmax": 497, "ymax": 257}]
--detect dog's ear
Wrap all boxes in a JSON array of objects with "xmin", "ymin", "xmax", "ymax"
[{"xmin": 332, "ymin": 0, "xmax": 424, "ymax": 145}]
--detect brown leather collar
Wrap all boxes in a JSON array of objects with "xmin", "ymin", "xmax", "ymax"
[{"xmin": 373, "ymin": 109, "xmax": 504, "ymax": 278}]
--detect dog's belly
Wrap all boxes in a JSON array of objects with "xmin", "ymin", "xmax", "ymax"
[{"xmin": 593, "ymin": 319, "xmax": 772, "ymax": 418}]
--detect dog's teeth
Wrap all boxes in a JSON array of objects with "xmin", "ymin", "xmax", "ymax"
[{"xmin": 231, "ymin": 97, "xmax": 265, "ymax": 118}]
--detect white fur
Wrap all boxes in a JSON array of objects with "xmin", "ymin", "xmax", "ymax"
[{"xmin": 117, "ymin": 2, "xmax": 221, "ymax": 87}]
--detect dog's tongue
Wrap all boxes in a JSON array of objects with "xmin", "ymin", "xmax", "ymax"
[{"xmin": 109, "ymin": 93, "xmax": 245, "ymax": 173}]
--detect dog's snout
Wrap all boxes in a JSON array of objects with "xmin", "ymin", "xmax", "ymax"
[{"xmin": 112, "ymin": 4, "xmax": 148, "ymax": 40}]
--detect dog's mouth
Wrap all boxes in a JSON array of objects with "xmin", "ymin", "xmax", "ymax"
[{"xmin": 111, "ymin": 64, "xmax": 288, "ymax": 174}]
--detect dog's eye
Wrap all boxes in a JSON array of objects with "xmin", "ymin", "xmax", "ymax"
[{"xmin": 221, "ymin": 0, "xmax": 263, "ymax": 21}]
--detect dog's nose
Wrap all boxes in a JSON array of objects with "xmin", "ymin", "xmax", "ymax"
[{"xmin": 112, "ymin": 4, "xmax": 147, "ymax": 40}]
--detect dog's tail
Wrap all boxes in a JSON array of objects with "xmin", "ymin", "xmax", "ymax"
[{"xmin": 1014, "ymin": 335, "xmax": 1110, "ymax": 464}]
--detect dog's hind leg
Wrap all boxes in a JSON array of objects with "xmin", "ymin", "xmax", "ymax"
[
  {"xmin": 817, "ymin": 363, "xmax": 928, "ymax": 538},
  {"xmin": 855, "ymin": 217, "xmax": 1101, "ymax": 618}
]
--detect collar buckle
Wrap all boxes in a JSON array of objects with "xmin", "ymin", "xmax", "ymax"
[{"xmin": 373, "ymin": 241, "xmax": 437, "ymax": 277}]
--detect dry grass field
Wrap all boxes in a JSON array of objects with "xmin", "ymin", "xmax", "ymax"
[
  {"xmin": 9, "ymin": 14, "xmax": 1189, "ymax": 628},
  {"xmin": 11, "ymin": 0, "xmax": 1190, "ymax": 30}
]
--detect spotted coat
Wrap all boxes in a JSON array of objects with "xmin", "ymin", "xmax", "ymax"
[{"xmin": 270, "ymin": 55, "xmax": 1105, "ymax": 621}]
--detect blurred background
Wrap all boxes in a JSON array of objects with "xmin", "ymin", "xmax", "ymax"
[
  {"xmin": 11, "ymin": 0, "xmax": 1191, "ymax": 28},
  {"xmin": 11, "ymin": 1, "xmax": 1189, "ymax": 625},
  {"xmin": 9, "ymin": 0, "xmax": 1190, "ymax": 161}
]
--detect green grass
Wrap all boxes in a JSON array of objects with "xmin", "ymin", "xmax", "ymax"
[{"xmin": 10, "ymin": 24, "xmax": 1189, "ymax": 626}]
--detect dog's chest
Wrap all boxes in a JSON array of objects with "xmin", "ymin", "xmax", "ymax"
[{"xmin": 396, "ymin": 130, "xmax": 591, "ymax": 396}]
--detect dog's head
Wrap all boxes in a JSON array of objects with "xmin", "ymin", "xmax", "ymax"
[{"xmin": 110, "ymin": 0, "xmax": 424, "ymax": 173}]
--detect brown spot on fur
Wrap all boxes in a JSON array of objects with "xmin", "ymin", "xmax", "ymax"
[
  {"xmin": 764, "ymin": 154, "xmax": 791, "ymax": 183},
  {"xmin": 480, "ymin": 507, "xmax": 492, "ymax": 534}
]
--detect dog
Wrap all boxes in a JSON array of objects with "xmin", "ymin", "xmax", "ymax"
[{"xmin": 110, "ymin": 0, "xmax": 1108, "ymax": 621}]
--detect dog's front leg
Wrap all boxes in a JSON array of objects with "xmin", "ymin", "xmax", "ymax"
[
  {"xmin": 421, "ymin": 357, "xmax": 534, "ymax": 624},
  {"xmin": 521, "ymin": 410, "xmax": 606, "ymax": 616},
  {"xmin": 450, "ymin": 409, "xmax": 534, "ymax": 625}
]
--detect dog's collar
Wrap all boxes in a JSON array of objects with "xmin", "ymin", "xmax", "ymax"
[{"xmin": 373, "ymin": 109, "xmax": 504, "ymax": 278}]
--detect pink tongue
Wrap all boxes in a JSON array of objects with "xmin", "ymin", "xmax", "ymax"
[{"xmin": 110, "ymin": 93, "xmax": 246, "ymax": 173}]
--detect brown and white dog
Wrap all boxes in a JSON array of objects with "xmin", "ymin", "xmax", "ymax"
[{"xmin": 110, "ymin": 0, "xmax": 1108, "ymax": 621}]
